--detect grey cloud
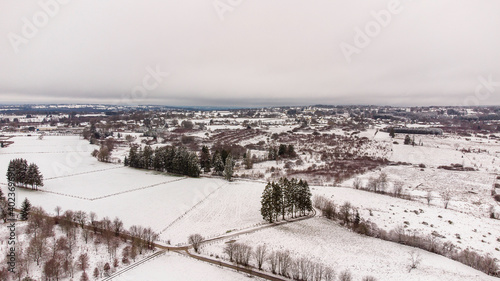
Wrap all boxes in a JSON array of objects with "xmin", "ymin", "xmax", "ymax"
[{"xmin": 1, "ymin": 0, "xmax": 499, "ymax": 106}]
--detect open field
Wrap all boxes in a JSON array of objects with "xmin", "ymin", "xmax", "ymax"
[
  {"xmin": 112, "ymin": 252, "xmax": 259, "ymax": 281},
  {"xmin": 202, "ymin": 218, "xmax": 497, "ymax": 281},
  {"xmin": 1, "ymin": 124, "xmax": 500, "ymax": 280}
]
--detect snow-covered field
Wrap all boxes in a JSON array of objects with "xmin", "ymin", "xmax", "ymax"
[
  {"xmin": 202, "ymin": 218, "xmax": 498, "ymax": 281},
  {"xmin": 113, "ymin": 253, "xmax": 258, "ymax": 281},
  {"xmin": 1, "ymin": 133, "xmax": 499, "ymax": 280},
  {"xmin": 313, "ymin": 185, "xmax": 500, "ymax": 262},
  {"xmin": 161, "ymin": 180, "xmax": 265, "ymax": 244}
]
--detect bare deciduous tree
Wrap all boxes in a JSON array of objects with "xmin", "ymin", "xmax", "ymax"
[
  {"xmin": 324, "ymin": 267, "xmax": 335, "ymax": 281},
  {"xmin": 78, "ymin": 253, "xmax": 90, "ymax": 273},
  {"xmin": 234, "ymin": 243, "xmax": 252, "ymax": 266},
  {"xmin": 268, "ymin": 251, "xmax": 278, "ymax": 274},
  {"xmin": 223, "ymin": 242, "xmax": 236, "ymax": 262},
  {"xmin": 113, "ymin": 217, "xmax": 123, "ymax": 236},
  {"xmin": 408, "ymin": 250, "xmax": 422, "ymax": 272},
  {"xmin": 426, "ymin": 191, "xmax": 433, "ymax": 205},
  {"xmin": 253, "ymin": 244, "xmax": 268, "ymax": 270},
  {"xmin": 278, "ymin": 250, "xmax": 292, "ymax": 277},
  {"xmin": 340, "ymin": 202, "xmax": 352, "ymax": 224},
  {"xmin": 441, "ymin": 188, "xmax": 453, "ymax": 209},
  {"xmin": 188, "ymin": 234, "xmax": 204, "ymax": 253},
  {"xmin": 352, "ymin": 177, "xmax": 362, "ymax": 189},
  {"xmin": 393, "ymin": 181, "xmax": 404, "ymax": 198},
  {"xmin": 339, "ymin": 270, "xmax": 353, "ymax": 281}
]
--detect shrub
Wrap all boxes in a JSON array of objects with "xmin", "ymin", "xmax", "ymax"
[{"xmin": 339, "ymin": 270, "xmax": 353, "ymax": 281}]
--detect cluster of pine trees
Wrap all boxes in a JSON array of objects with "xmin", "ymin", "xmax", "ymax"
[
  {"xmin": 6, "ymin": 158, "xmax": 44, "ymax": 190},
  {"xmin": 268, "ymin": 144, "xmax": 296, "ymax": 160},
  {"xmin": 0, "ymin": 188, "xmax": 8, "ymax": 223},
  {"xmin": 199, "ymin": 145, "xmax": 235, "ymax": 180},
  {"xmin": 124, "ymin": 145, "xmax": 200, "ymax": 177},
  {"xmin": 261, "ymin": 177, "xmax": 312, "ymax": 223}
]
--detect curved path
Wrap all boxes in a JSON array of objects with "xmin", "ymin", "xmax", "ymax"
[{"xmin": 106, "ymin": 209, "xmax": 317, "ymax": 281}]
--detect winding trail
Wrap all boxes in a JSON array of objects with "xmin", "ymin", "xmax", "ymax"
[{"xmin": 106, "ymin": 210, "xmax": 317, "ymax": 281}]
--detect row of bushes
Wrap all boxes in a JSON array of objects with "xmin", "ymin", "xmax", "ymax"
[{"xmin": 314, "ymin": 196, "xmax": 499, "ymax": 277}]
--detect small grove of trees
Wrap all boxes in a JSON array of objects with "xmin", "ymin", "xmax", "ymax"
[
  {"xmin": 0, "ymin": 204, "xmax": 159, "ymax": 281},
  {"xmin": 261, "ymin": 177, "xmax": 312, "ymax": 223},
  {"xmin": 268, "ymin": 144, "xmax": 296, "ymax": 160},
  {"xmin": 222, "ymin": 242, "xmax": 339, "ymax": 280},
  {"xmin": 353, "ymin": 173, "xmax": 411, "ymax": 200},
  {"xmin": 314, "ymin": 195, "xmax": 499, "ymax": 277},
  {"xmin": 211, "ymin": 150, "xmax": 235, "ymax": 181},
  {"xmin": 124, "ymin": 144, "xmax": 200, "ymax": 177},
  {"xmin": 6, "ymin": 159, "xmax": 44, "ymax": 190}
]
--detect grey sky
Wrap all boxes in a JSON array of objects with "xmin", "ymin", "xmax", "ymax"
[{"xmin": 1, "ymin": 0, "xmax": 499, "ymax": 106}]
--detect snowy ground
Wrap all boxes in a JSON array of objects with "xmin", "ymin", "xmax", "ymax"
[
  {"xmin": 1, "ymin": 133, "xmax": 499, "ymax": 280},
  {"xmin": 202, "ymin": 218, "xmax": 498, "ymax": 281},
  {"xmin": 161, "ymin": 180, "xmax": 265, "ymax": 244},
  {"xmin": 112, "ymin": 253, "xmax": 259, "ymax": 281},
  {"xmin": 313, "ymin": 185, "xmax": 500, "ymax": 262}
]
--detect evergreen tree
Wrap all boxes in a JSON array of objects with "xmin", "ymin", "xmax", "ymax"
[
  {"xmin": 284, "ymin": 177, "xmax": 298, "ymax": 218},
  {"xmin": 389, "ymin": 127, "xmax": 395, "ymax": 138},
  {"xmin": 186, "ymin": 152, "xmax": 201, "ymax": 177},
  {"xmin": 297, "ymin": 180, "xmax": 312, "ymax": 216},
  {"xmin": 20, "ymin": 198, "xmax": 31, "ymax": 220},
  {"xmin": 223, "ymin": 154, "xmax": 233, "ymax": 181},
  {"xmin": 143, "ymin": 146, "xmax": 154, "ymax": 170},
  {"xmin": 213, "ymin": 152, "xmax": 224, "ymax": 176},
  {"xmin": 220, "ymin": 149, "xmax": 229, "ymax": 165},
  {"xmin": 153, "ymin": 147, "xmax": 165, "ymax": 171},
  {"xmin": 271, "ymin": 182, "xmax": 282, "ymax": 222},
  {"xmin": 26, "ymin": 163, "xmax": 43, "ymax": 190},
  {"xmin": 287, "ymin": 144, "xmax": 295, "ymax": 157},
  {"xmin": 200, "ymin": 146, "xmax": 211, "ymax": 173},
  {"xmin": 404, "ymin": 135, "xmax": 412, "ymax": 145},
  {"xmin": 268, "ymin": 147, "xmax": 277, "ymax": 160},
  {"xmin": 354, "ymin": 210, "xmax": 360, "ymax": 227},
  {"xmin": 260, "ymin": 182, "xmax": 274, "ymax": 223},
  {"xmin": 127, "ymin": 145, "xmax": 138, "ymax": 167},
  {"xmin": 278, "ymin": 144, "xmax": 287, "ymax": 157}
]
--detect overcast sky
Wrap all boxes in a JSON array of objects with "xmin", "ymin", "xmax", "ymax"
[{"xmin": 1, "ymin": 0, "xmax": 499, "ymax": 107}]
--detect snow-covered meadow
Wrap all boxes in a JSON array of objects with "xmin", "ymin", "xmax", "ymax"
[{"xmin": 202, "ymin": 218, "xmax": 498, "ymax": 281}]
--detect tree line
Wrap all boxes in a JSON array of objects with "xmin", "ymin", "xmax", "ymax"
[
  {"xmin": 261, "ymin": 177, "xmax": 313, "ymax": 223},
  {"xmin": 124, "ymin": 144, "xmax": 200, "ymax": 177},
  {"xmin": 124, "ymin": 144, "xmax": 239, "ymax": 180},
  {"xmin": 6, "ymin": 158, "xmax": 44, "ymax": 190}
]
